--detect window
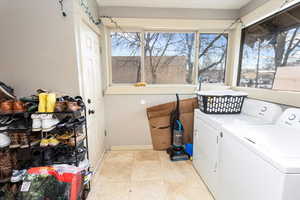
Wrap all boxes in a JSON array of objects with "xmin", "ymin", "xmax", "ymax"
[
  {"xmin": 110, "ymin": 31, "xmax": 228, "ymax": 85},
  {"xmin": 238, "ymin": 4, "xmax": 300, "ymax": 92},
  {"xmin": 144, "ymin": 32, "xmax": 195, "ymax": 84},
  {"xmin": 111, "ymin": 32, "xmax": 141, "ymax": 83},
  {"xmin": 198, "ymin": 33, "xmax": 228, "ymax": 84}
]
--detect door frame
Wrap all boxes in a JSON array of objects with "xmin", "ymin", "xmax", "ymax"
[{"xmin": 73, "ymin": 3, "xmax": 105, "ymax": 176}]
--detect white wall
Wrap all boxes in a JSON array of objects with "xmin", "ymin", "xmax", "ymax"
[
  {"xmin": 0, "ymin": 0, "xmax": 80, "ymax": 96},
  {"xmin": 105, "ymin": 94, "xmax": 194, "ymax": 147}
]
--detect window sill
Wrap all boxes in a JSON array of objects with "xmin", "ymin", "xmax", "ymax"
[
  {"xmin": 105, "ymin": 84, "xmax": 230, "ymax": 95},
  {"xmin": 232, "ymin": 87, "xmax": 300, "ymax": 107}
]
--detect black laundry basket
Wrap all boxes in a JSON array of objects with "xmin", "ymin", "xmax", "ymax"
[{"xmin": 197, "ymin": 91, "xmax": 248, "ymax": 114}]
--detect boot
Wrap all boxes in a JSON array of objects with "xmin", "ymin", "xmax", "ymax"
[
  {"xmin": 19, "ymin": 133, "xmax": 29, "ymax": 148},
  {"xmin": 9, "ymin": 133, "xmax": 20, "ymax": 149},
  {"xmin": 0, "ymin": 151, "xmax": 12, "ymax": 182},
  {"xmin": 46, "ymin": 93, "xmax": 56, "ymax": 112},
  {"xmin": 38, "ymin": 93, "xmax": 47, "ymax": 113}
]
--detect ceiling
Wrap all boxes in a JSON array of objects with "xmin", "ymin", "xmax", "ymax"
[{"xmin": 97, "ymin": 0, "xmax": 252, "ymax": 9}]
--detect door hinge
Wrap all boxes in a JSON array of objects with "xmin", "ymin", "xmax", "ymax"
[
  {"xmin": 104, "ymin": 130, "xmax": 108, "ymax": 137},
  {"xmin": 220, "ymin": 132, "xmax": 223, "ymax": 138}
]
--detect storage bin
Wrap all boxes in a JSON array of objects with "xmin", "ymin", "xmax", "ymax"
[{"xmin": 197, "ymin": 90, "xmax": 248, "ymax": 114}]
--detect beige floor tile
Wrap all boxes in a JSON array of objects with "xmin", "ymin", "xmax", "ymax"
[
  {"xmin": 105, "ymin": 151, "xmax": 135, "ymax": 163},
  {"xmin": 131, "ymin": 161, "xmax": 162, "ymax": 181},
  {"xmin": 165, "ymin": 181, "xmax": 214, "ymax": 200},
  {"xmin": 98, "ymin": 161, "xmax": 133, "ymax": 182},
  {"xmin": 129, "ymin": 180, "xmax": 167, "ymax": 200},
  {"xmin": 90, "ymin": 150, "xmax": 212, "ymax": 200},
  {"xmin": 135, "ymin": 151, "xmax": 160, "ymax": 162},
  {"xmin": 90, "ymin": 181, "xmax": 130, "ymax": 200}
]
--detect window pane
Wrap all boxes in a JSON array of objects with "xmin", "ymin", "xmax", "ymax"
[
  {"xmin": 111, "ymin": 32, "xmax": 141, "ymax": 84},
  {"xmin": 144, "ymin": 32, "xmax": 195, "ymax": 84},
  {"xmin": 198, "ymin": 33, "xmax": 228, "ymax": 84},
  {"xmin": 239, "ymin": 5, "xmax": 300, "ymax": 91}
]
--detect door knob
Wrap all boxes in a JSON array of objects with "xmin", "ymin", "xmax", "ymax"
[{"xmin": 88, "ymin": 109, "xmax": 95, "ymax": 115}]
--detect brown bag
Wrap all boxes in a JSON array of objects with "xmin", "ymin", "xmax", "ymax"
[{"xmin": 146, "ymin": 97, "xmax": 198, "ymax": 150}]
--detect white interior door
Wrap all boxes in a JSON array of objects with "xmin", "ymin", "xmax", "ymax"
[{"xmin": 78, "ymin": 20, "xmax": 105, "ymax": 170}]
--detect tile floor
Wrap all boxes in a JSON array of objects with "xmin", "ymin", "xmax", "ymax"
[{"xmin": 88, "ymin": 150, "xmax": 214, "ymax": 200}]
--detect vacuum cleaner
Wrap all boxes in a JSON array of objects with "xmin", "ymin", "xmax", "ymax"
[{"xmin": 167, "ymin": 94, "xmax": 189, "ymax": 161}]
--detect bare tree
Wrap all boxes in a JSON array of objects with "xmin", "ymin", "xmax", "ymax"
[{"xmin": 111, "ymin": 32, "xmax": 228, "ymax": 84}]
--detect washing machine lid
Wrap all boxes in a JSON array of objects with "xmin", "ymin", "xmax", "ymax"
[
  {"xmin": 225, "ymin": 125, "xmax": 300, "ymax": 174},
  {"xmin": 196, "ymin": 98, "xmax": 282, "ymax": 130},
  {"xmin": 197, "ymin": 111, "xmax": 276, "ymax": 131}
]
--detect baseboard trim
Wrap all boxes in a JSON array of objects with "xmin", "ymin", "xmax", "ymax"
[{"xmin": 110, "ymin": 145, "xmax": 153, "ymax": 151}]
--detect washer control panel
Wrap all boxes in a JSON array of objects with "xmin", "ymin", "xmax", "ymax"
[{"xmin": 277, "ymin": 108, "xmax": 300, "ymax": 130}]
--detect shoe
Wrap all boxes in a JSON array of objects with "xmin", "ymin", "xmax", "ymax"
[
  {"xmin": 48, "ymin": 136, "xmax": 59, "ymax": 146},
  {"xmin": 40, "ymin": 137, "xmax": 49, "ymax": 147},
  {"xmin": 20, "ymin": 95, "xmax": 39, "ymax": 103},
  {"xmin": 43, "ymin": 148, "xmax": 55, "ymax": 162},
  {"xmin": 67, "ymin": 133, "xmax": 86, "ymax": 147},
  {"xmin": 10, "ymin": 169, "xmax": 26, "ymax": 182},
  {"xmin": 9, "ymin": 133, "xmax": 20, "ymax": 148},
  {"xmin": 0, "ymin": 82, "xmax": 15, "ymax": 101},
  {"xmin": 10, "ymin": 151, "xmax": 18, "ymax": 170},
  {"xmin": 79, "ymin": 159, "xmax": 90, "ymax": 170},
  {"xmin": 12, "ymin": 101, "xmax": 26, "ymax": 113},
  {"xmin": 19, "ymin": 133, "xmax": 29, "ymax": 148},
  {"xmin": 0, "ymin": 151, "xmax": 12, "ymax": 183},
  {"xmin": 29, "ymin": 135, "xmax": 40, "ymax": 146},
  {"xmin": 31, "ymin": 150, "xmax": 42, "ymax": 167},
  {"xmin": 57, "ymin": 132, "xmax": 74, "ymax": 140},
  {"xmin": 7, "ymin": 119, "xmax": 27, "ymax": 130},
  {"xmin": 0, "ymin": 100, "xmax": 13, "ymax": 114},
  {"xmin": 55, "ymin": 101, "xmax": 67, "ymax": 112},
  {"xmin": 31, "ymin": 114, "xmax": 42, "ymax": 131},
  {"xmin": 38, "ymin": 93, "xmax": 47, "ymax": 112},
  {"xmin": 67, "ymin": 102, "xmax": 81, "ymax": 112},
  {"xmin": 0, "ymin": 133, "xmax": 10, "ymax": 148},
  {"xmin": 41, "ymin": 114, "xmax": 59, "ymax": 132},
  {"xmin": 46, "ymin": 93, "xmax": 56, "ymax": 112}
]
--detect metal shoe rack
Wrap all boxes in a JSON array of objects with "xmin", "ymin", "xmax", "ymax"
[{"xmin": 0, "ymin": 107, "xmax": 91, "ymax": 199}]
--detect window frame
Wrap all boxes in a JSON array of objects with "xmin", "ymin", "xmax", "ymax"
[
  {"xmin": 106, "ymin": 28, "xmax": 231, "ymax": 94},
  {"xmin": 232, "ymin": 2, "xmax": 300, "ymax": 107}
]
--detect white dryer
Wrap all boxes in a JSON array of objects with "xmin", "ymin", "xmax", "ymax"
[
  {"xmin": 193, "ymin": 98, "xmax": 282, "ymax": 197},
  {"xmin": 219, "ymin": 108, "xmax": 300, "ymax": 200}
]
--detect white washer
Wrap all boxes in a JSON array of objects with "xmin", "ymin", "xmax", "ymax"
[
  {"xmin": 219, "ymin": 108, "xmax": 300, "ymax": 200},
  {"xmin": 193, "ymin": 98, "xmax": 282, "ymax": 198}
]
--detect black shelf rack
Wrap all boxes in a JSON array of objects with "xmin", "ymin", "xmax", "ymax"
[{"xmin": 0, "ymin": 107, "xmax": 91, "ymax": 199}]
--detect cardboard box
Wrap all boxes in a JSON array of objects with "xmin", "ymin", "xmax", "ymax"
[{"xmin": 147, "ymin": 98, "xmax": 198, "ymax": 150}]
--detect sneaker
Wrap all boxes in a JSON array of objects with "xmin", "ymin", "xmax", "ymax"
[
  {"xmin": 31, "ymin": 114, "xmax": 42, "ymax": 131},
  {"xmin": 19, "ymin": 133, "xmax": 29, "ymax": 148},
  {"xmin": 10, "ymin": 169, "xmax": 26, "ymax": 182},
  {"xmin": 9, "ymin": 133, "xmax": 20, "ymax": 148},
  {"xmin": 0, "ymin": 133, "xmax": 10, "ymax": 148},
  {"xmin": 48, "ymin": 136, "xmax": 59, "ymax": 146},
  {"xmin": 0, "ymin": 82, "xmax": 15, "ymax": 101},
  {"xmin": 40, "ymin": 137, "xmax": 49, "ymax": 147},
  {"xmin": 41, "ymin": 114, "xmax": 59, "ymax": 132},
  {"xmin": 29, "ymin": 135, "xmax": 41, "ymax": 146}
]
